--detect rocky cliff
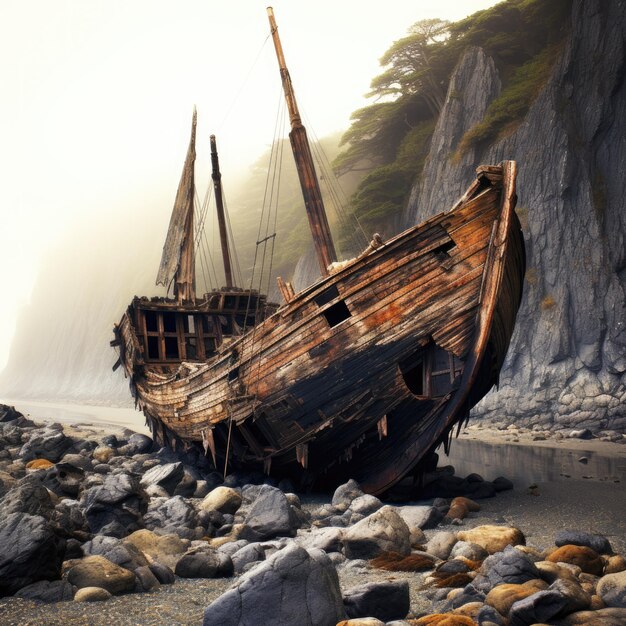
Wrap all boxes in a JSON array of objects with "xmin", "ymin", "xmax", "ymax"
[{"xmin": 405, "ymin": 0, "xmax": 626, "ymax": 430}]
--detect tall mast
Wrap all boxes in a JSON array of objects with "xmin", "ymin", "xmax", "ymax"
[
  {"xmin": 210, "ymin": 135, "xmax": 234, "ymax": 288},
  {"xmin": 266, "ymin": 6, "xmax": 337, "ymax": 276}
]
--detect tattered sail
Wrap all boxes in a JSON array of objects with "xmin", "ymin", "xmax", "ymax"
[{"xmin": 156, "ymin": 107, "xmax": 197, "ymax": 301}]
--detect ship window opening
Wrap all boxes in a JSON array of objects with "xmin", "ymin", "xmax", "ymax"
[
  {"xmin": 164, "ymin": 337, "xmax": 179, "ymax": 359},
  {"xmin": 223, "ymin": 295, "xmax": 237, "ymax": 310},
  {"xmin": 147, "ymin": 336, "xmax": 160, "ymax": 360},
  {"xmin": 323, "ymin": 301, "xmax": 351, "ymax": 327},
  {"xmin": 399, "ymin": 343, "xmax": 464, "ymax": 398},
  {"xmin": 163, "ymin": 312, "xmax": 177, "ymax": 333},
  {"xmin": 434, "ymin": 239, "xmax": 456, "ymax": 262},
  {"xmin": 185, "ymin": 337, "xmax": 197, "ymax": 359},
  {"xmin": 145, "ymin": 311, "xmax": 158, "ymax": 332},
  {"xmin": 228, "ymin": 367, "xmax": 240, "ymax": 381},
  {"xmin": 183, "ymin": 315, "xmax": 195, "ymax": 334},
  {"xmin": 203, "ymin": 316, "xmax": 214, "ymax": 333},
  {"xmin": 314, "ymin": 284, "xmax": 339, "ymax": 307},
  {"xmin": 248, "ymin": 295, "xmax": 258, "ymax": 310},
  {"xmin": 399, "ymin": 354, "xmax": 425, "ymax": 396},
  {"xmin": 204, "ymin": 338, "xmax": 216, "ymax": 356}
]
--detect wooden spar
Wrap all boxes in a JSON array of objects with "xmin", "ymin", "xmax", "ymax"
[
  {"xmin": 267, "ymin": 6, "xmax": 337, "ymax": 276},
  {"xmin": 210, "ymin": 135, "xmax": 234, "ymax": 288},
  {"xmin": 174, "ymin": 108, "xmax": 197, "ymax": 303}
]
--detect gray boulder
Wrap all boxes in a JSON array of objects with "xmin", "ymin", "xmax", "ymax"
[
  {"xmin": 343, "ymin": 580, "xmax": 410, "ymax": 622},
  {"xmin": 0, "ymin": 513, "xmax": 66, "ymax": 596},
  {"xmin": 240, "ymin": 484, "xmax": 299, "ymax": 541},
  {"xmin": 473, "ymin": 546, "xmax": 542, "ymax": 593},
  {"xmin": 203, "ymin": 544, "xmax": 345, "ymax": 625},
  {"xmin": 140, "ymin": 462, "xmax": 184, "ymax": 495},
  {"xmin": 14, "ymin": 579, "xmax": 75, "ymax": 602},
  {"xmin": 82, "ymin": 472, "xmax": 147, "ymax": 537},
  {"xmin": 509, "ymin": 589, "xmax": 569, "ymax": 626},
  {"xmin": 143, "ymin": 495, "xmax": 199, "ymax": 538},
  {"xmin": 332, "ymin": 479, "xmax": 364, "ymax": 507},
  {"xmin": 19, "ymin": 427, "xmax": 72, "ymax": 462},
  {"xmin": 342, "ymin": 506, "xmax": 410, "ymax": 559},
  {"xmin": 0, "ymin": 479, "xmax": 55, "ymax": 520},
  {"xmin": 396, "ymin": 505, "xmax": 443, "ymax": 530},
  {"xmin": 555, "ymin": 530, "xmax": 612, "ymax": 555},
  {"xmin": 230, "ymin": 542, "xmax": 267, "ymax": 574}
]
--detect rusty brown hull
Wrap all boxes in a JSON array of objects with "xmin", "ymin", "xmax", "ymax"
[{"xmin": 114, "ymin": 162, "xmax": 525, "ymax": 495}]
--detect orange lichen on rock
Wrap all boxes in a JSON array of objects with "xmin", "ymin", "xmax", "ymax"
[{"xmin": 370, "ymin": 551, "xmax": 436, "ymax": 571}]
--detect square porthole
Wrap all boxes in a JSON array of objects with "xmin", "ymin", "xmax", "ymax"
[{"xmin": 322, "ymin": 300, "xmax": 351, "ymax": 327}]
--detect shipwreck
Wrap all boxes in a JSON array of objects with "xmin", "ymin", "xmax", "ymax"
[{"xmin": 112, "ymin": 7, "xmax": 525, "ymax": 495}]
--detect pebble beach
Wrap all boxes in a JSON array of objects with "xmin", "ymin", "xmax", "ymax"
[{"xmin": 0, "ymin": 403, "xmax": 625, "ymax": 625}]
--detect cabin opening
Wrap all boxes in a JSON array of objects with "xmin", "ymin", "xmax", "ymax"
[{"xmin": 399, "ymin": 342, "xmax": 463, "ymax": 398}]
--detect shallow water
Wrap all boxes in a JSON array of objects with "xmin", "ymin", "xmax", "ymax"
[{"xmin": 443, "ymin": 437, "xmax": 626, "ymax": 487}]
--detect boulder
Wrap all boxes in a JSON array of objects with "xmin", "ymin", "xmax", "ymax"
[
  {"xmin": 230, "ymin": 542, "xmax": 267, "ymax": 574},
  {"xmin": 26, "ymin": 458, "xmax": 55, "ymax": 470},
  {"xmin": 396, "ymin": 505, "xmax": 443, "ymax": 530},
  {"xmin": 92, "ymin": 446, "xmax": 115, "ymax": 464},
  {"xmin": 555, "ymin": 531, "xmax": 612, "ymax": 555},
  {"xmin": 485, "ymin": 579, "xmax": 548, "ymax": 615},
  {"xmin": 550, "ymin": 578, "xmax": 592, "ymax": 613},
  {"xmin": 597, "ymin": 570, "xmax": 626, "ymax": 608},
  {"xmin": 65, "ymin": 555, "xmax": 136, "ymax": 595},
  {"xmin": 240, "ymin": 484, "xmax": 299, "ymax": 541},
  {"xmin": 457, "ymin": 525, "xmax": 525, "ymax": 554},
  {"xmin": 143, "ymin": 495, "xmax": 199, "ymax": 538},
  {"xmin": 175, "ymin": 546, "xmax": 233, "ymax": 578},
  {"xmin": 140, "ymin": 462, "xmax": 184, "ymax": 495},
  {"xmin": 125, "ymin": 433, "xmax": 153, "ymax": 455},
  {"xmin": 82, "ymin": 535, "xmax": 149, "ymax": 571},
  {"xmin": 473, "ymin": 546, "xmax": 542, "ymax": 593},
  {"xmin": 342, "ymin": 506, "xmax": 410, "ymax": 560},
  {"xmin": 0, "ymin": 513, "xmax": 65, "ymax": 596},
  {"xmin": 200, "ymin": 486, "xmax": 242, "ymax": 515},
  {"xmin": 343, "ymin": 580, "xmax": 410, "ymax": 622},
  {"xmin": 14, "ymin": 579, "xmax": 75, "ymax": 602},
  {"xmin": 349, "ymin": 495, "xmax": 384, "ymax": 518},
  {"xmin": 425, "ymin": 531, "xmax": 458, "ymax": 560},
  {"xmin": 203, "ymin": 544, "xmax": 346, "ymax": 625},
  {"xmin": 134, "ymin": 565, "xmax": 160, "ymax": 591},
  {"xmin": 0, "ymin": 479, "xmax": 55, "ymax": 520},
  {"xmin": 19, "ymin": 427, "xmax": 72, "ymax": 463},
  {"xmin": 74, "ymin": 586, "xmax": 113, "ymax": 602},
  {"xmin": 332, "ymin": 479, "xmax": 365, "ymax": 508},
  {"xmin": 450, "ymin": 541, "xmax": 488, "ymax": 562},
  {"xmin": 124, "ymin": 529, "xmax": 190, "ymax": 570},
  {"xmin": 547, "ymin": 544, "xmax": 604, "ymax": 575},
  {"xmin": 508, "ymin": 589, "xmax": 570, "ymax": 625},
  {"xmin": 82, "ymin": 472, "xmax": 147, "ymax": 537}
]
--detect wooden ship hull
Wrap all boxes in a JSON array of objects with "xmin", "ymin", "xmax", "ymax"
[
  {"xmin": 114, "ymin": 161, "xmax": 524, "ymax": 495},
  {"xmin": 113, "ymin": 8, "xmax": 525, "ymax": 495}
]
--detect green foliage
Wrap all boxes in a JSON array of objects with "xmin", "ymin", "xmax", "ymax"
[{"xmin": 334, "ymin": 0, "xmax": 573, "ymax": 239}]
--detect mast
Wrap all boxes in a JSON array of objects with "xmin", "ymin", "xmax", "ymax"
[
  {"xmin": 266, "ymin": 6, "xmax": 337, "ymax": 276},
  {"xmin": 156, "ymin": 107, "xmax": 197, "ymax": 303},
  {"xmin": 210, "ymin": 135, "xmax": 234, "ymax": 288}
]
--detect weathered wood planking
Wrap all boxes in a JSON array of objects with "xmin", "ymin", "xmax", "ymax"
[{"xmin": 113, "ymin": 162, "xmax": 525, "ymax": 494}]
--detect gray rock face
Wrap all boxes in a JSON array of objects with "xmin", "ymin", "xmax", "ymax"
[
  {"xmin": 343, "ymin": 580, "xmax": 410, "ymax": 622},
  {"xmin": 597, "ymin": 570, "xmax": 626, "ymax": 608},
  {"xmin": 473, "ymin": 546, "xmax": 542, "ymax": 593},
  {"xmin": 0, "ymin": 479, "xmax": 55, "ymax": 520},
  {"xmin": 202, "ymin": 544, "xmax": 346, "ymax": 626},
  {"xmin": 404, "ymin": 0, "xmax": 626, "ymax": 430},
  {"xmin": 555, "ymin": 530, "xmax": 612, "ymax": 555},
  {"xmin": 342, "ymin": 506, "xmax": 411, "ymax": 560},
  {"xmin": 509, "ymin": 589, "xmax": 569, "ymax": 626},
  {"xmin": 0, "ymin": 513, "xmax": 65, "ymax": 596},
  {"xmin": 396, "ymin": 505, "xmax": 444, "ymax": 530},
  {"xmin": 240, "ymin": 484, "xmax": 299, "ymax": 541}
]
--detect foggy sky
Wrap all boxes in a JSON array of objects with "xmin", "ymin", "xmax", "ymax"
[{"xmin": 0, "ymin": 0, "xmax": 500, "ymax": 372}]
